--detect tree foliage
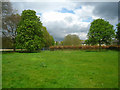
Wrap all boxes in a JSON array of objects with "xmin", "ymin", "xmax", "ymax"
[
  {"xmin": 2, "ymin": 1, "xmax": 21, "ymax": 50},
  {"xmin": 87, "ymin": 19, "xmax": 115, "ymax": 46},
  {"xmin": 42, "ymin": 26, "xmax": 54, "ymax": 47},
  {"xmin": 116, "ymin": 23, "xmax": 120, "ymax": 44},
  {"xmin": 63, "ymin": 34, "xmax": 82, "ymax": 46},
  {"xmin": 16, "ymin": 10, "xmax": 44, "ymax": 52},
  {"xmin": 2, "ymin": 14, "xmax": 20, "ymax": 36},
  {"xmin": 55, "ymin": 41, "xmax": 59, "ymax": 46},
  {"xmin": 2, "ymin": 37, "xmax": 13, "ymax": 49}
]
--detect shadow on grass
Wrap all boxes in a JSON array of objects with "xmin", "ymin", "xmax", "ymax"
[
  {"xmin": 85, "ymin": 50, "xmax": 99, "ymax": 52},
  {"xmin": 2, "ymin": 51, "xmax": 41, "ymax": 53},
  {"xmin": 18, "ymin": 51, "xmax": 41, "ymax": 53},
  {"xmin": 85, "ymin": 49, "xmax": 108, "ymax": 52},
  {"xmin": 2, "ymin": 51, "xmax": 16, "ymax": 54}
]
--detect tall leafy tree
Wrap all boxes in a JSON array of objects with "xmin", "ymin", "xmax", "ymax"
[
  {"xmin": 63, "ymin": 34, "xmax": 82, "ymax": 46},
  {"xmin": 116, "ymin": 23, "xmax": 120, "ymax": 45},
  {"xmin": 87, "ymin": 19, "xmax": 115, "ymax": 47},
  {"xmin": 16, "ymin": 10, "xmax": 44, "ymax": 52},
  {"xmin": 42, "ymin": 26, "xmax": 54, "ymax": 47},
  {"xmin": 50, "ymin": 35, "xmax": 54, "ymax": 46}
]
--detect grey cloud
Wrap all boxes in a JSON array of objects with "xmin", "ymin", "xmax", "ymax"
[
  {"xmin": 76, "ymin": 2, "xmax": 118, "ymax": 19},
  {"xmin": 43, "ymin": 21, "xmax": 67, "ymax": 41},
  {"xmin": 64, "ymin": 17, "xmax": 73, "ymax": 23},
  {"xmin": 92, "ymin": 2, "xmax": 118, "ymax": 20},
  {"xmin": 75, "ymin": 2, "xmax": 118, "ymax": 24},
  {"xmin": 68, "ymin": 0, "xmax": 119, "ymax": 2},
  {"xmin": 65, "ymin": 24, "xmax": 89, "ymax": 33},
  {"xmin": 43, "ymin": 20, "xmax": 89, "ymax": 41},
  {"xmin": 118, "ymin": 1, "xmax": 120, "ymax": 22}
]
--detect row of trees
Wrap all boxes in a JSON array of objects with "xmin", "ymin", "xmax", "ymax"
[
  {"xmin": 116, "ymin": 23, "xmax": 120, "ymax": 44},
  {"xmin": 2, "ymin": 1, "xmax": 54, "ymax": 52}
]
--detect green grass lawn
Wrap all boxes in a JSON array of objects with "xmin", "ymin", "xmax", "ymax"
[{"xmin": 2, "ymin": 50, "xmax": 118, "ymax": 88}]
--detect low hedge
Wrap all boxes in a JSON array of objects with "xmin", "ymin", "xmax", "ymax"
[{"xmin": 49, "ymin": 45, "xmax": 120, "ymax": 51}]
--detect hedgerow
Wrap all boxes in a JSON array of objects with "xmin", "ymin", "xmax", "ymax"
[{"xmin": 49, "ymin": 45, "xmax": 120, "ymax": 51}]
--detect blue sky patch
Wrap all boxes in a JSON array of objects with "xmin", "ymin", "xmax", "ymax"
[
  {"xmin": 58, "ymin": 8, "xmax": 75, "ymax": 14},
  {"xmin": 36, "ymin": 13, "xmax": 42, "ymax": 16},
  {"xmin": 82, "ymin": 17, "xmax": 93, "ymax": 22},
  {"xmin": 75, "ymin": 6, "xmax": 82, "ymax": 9}
]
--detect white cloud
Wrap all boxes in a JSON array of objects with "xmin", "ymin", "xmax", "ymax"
[
  {"xmin": 66, "ymin": 32, "xmax": 87, "ymax": 40},
  {"xmin": 40, "ymin": 8, "xmax": 91, "ymax": 40},
  {"xmin": 12, "ymin": 2, "xmax": 77, "ymax": 14},
  {"xmin": 74, "ymin": 5, "xmax": 94, "ymax": 17}
]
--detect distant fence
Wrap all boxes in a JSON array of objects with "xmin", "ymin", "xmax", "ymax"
[{"xmin": 49, "ymin": 45, "xmax": 120, "ymax": 51}]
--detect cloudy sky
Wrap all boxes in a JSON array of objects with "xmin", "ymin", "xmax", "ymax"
[{"xmin": 11, "ymin": 0, "xmax": 118, "ymax": 41}]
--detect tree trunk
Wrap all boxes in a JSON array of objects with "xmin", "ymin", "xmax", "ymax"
[
  {"xmin": 99, "ymin": 40, "xmax": 101, "ymax": 51},
  {"xmin": 13, "ymin": 47, "xmax": 16, "ymax": 52}
]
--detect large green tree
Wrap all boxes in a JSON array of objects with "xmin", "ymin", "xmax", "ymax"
[
  {"xmin": 42, "ymin": 26, "xmax": 54, "ymax": 47},
  {"xmin": 87, "ymin": 19, "xmax": 115, "ymax": 47},
  {"xmin": 116, "ymin": 23, "xmax": 120, "ymax": 45},
  {"xmin": 63, "ymin": 34, "xmax": 82, "ymax": 46},
  {"xmin": 16, "ymin": 10, "xmax": 44, "ymax": 52}
]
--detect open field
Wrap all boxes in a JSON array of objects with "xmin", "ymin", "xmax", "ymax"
[{"xmin": 2, "ymin": 50, "xmax": 118, "ymax": 88}]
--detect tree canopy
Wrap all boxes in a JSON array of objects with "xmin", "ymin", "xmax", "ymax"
[
  {"xmin": 42, "ymin": 26, "xmax": 54, "ymax": 47},
  {"xmin": 63, "ymin": 34, "xmax": 82, "ymax": 46},
  {"xmin": 116, "ymin": 23, "xmax": 120, "ymax": 44},
  {"xmin": 16, "ymin": 10, "xmax": 44, "ymax": 52},
  {"xmin": 86, "ymin": 19, "xmax": 115, "ymax": 46}
]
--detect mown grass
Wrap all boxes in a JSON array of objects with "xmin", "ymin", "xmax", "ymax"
[{"xmin": 2, "ymin": 50, "xmax": 118, "ymax": 88}]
